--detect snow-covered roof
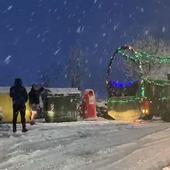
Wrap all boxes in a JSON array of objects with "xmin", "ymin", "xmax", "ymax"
[
  {"xmin": 0, "ymin": 87, "xmax": 31, "ymax": 93},
  {"xmin": 47, "ymin": 88, "xmax": 81, "ymax": 95},
  {"xmin": 0, "ymin": 87, "xmax": 81, "ymax": 95}
]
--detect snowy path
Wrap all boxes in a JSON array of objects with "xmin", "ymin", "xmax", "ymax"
[{"xmin": 0, "ymin": 120, "xmax": 170, "ymax": 170}]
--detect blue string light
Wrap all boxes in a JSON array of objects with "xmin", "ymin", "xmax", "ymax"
[{"xmin": 109, "ymin": 80, "xmax": 138, "ymax": 89}]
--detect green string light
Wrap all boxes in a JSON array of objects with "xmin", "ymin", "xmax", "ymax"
[
  {"xmin": 107, "ymin": 45, "xmax": 170, "ymax": 82},
  {"xmin": 106, "ymin": 45, "xmax": 170, "ymax": 98}
]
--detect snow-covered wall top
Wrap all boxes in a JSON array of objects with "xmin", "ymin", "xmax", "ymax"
[
  {"xmin": 0, "ymin": 87, "xmax": 81, "ymax": 95},
  {"xmin": 47, "ymin": 88, "xmax": 81, "ymax": 95}
]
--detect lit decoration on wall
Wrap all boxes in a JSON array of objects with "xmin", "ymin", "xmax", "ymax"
[
  {"xmin": 109, "ymin": 80, "xmax": 138, "ymax": 89},
  {"xmin": 106, "ymin": 45, "xmax": 170, "ymax": 99},
  {"xmin": 107, "ymin": 45, "xmax": 170, "ymax": 83}
]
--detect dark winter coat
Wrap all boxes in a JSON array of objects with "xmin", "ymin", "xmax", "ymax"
[
  {"xmin": 10, "ymin": 86, "xmax": 28, "ymax": 106},
  {"xmin": 29, "ymin": 87, "xmax": 44, "ymax": 105}
]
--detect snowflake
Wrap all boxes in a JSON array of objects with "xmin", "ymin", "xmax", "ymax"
[
  {"xmin": 41, "ymin": 38, "xmax": 46, "ymax": 42},
  {"xmin": 162, "ymin": 26, "xmax": 166, "ymax": 33},
  {"xmin": 102, "ymin": 33, "xmax": 107, "ymax": 37},
  {"xmin": 113, "ymin": 25, "xmax": 118, "ymax": 31},
  {"xmin": 144, "ymin": 30, "xmax": 149, "ymax": 35},
  {"xmin": 98, "ymin": 4, "xmax": 102, "ymax": 9},
  {"xmin": 94, "ymin": 43, "xmax": 98, "ymax": 48},
  {"xmin": 36, "ymin": 34, "xmax": 41, "ymax": 39},
  {"xmin": 31, "ymin": 11, "xmax": 36, "ymax": 16},
  {"xmin": 64, "ymin": 0, "xmax": 67, "ymax": 5},
  {"xmin": 99, "ymin": 58, "xmax": 103, "ymax": 64},
  {"xmin": 54, "ymin": 48, "xmax": 61, "ymax": 55},
  {"xmin": 76, "ymin": 26, "xmax": 84, "ymax": 33},
  {"xmin": 129, "ymin": 14, "xmax": 132, "ymax": 18},
  {"xmin": 94, "ymin": 0, "xmax": 98, "ymax": 4},
  {"xmin": 54, "ymin": 8, "xmax": 58, "ymax": 13},
  {"xmin": 85, "ymin": 59, "xmax": 88, "ymax": 64},
  {"xmin": 140, "ymin": 8, "xmax": 144, "ymax": 13},
  {"xmin": 9, "ymin": 27, "xmax": 14, "ymax": 32},
  {"xmin": 48, "ymin": 8, "xmax": 52, "ymax": 13},
  {"xmin": 64, "ymin": 74, "xmax": 67, "ymax": 78},
  {"xmin": 4, "ymin": 56, "xmax": 12, "ymax": 64},
  {"xmin": 7, "ymin": 5, "xmax": 13, "ymax": 11}
]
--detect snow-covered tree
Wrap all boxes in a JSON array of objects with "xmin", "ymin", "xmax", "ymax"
[
  {"xmin": 132, "ymin": 36, "xmax": 170, "ymax": 80},
  {"xmin": 132, "ymin": 36, "xmax": 170, "ymax": 56}
]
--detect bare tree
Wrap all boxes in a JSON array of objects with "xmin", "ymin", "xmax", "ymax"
[
  {"xmin": 67, "ymin": 47, "xmax": 85, "ymax": 89},
  {"xmin": 40, "ymin": 62, "xmax": 63, "ymax": 87},
  {"xmin": 40, "ymin": 73, "xmax": 50, "ymax": 87}
]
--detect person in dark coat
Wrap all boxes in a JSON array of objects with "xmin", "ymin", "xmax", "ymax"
[
  {"xmin": 29, "ymin": 84, "xmax": 44, "ymax": 125},
  {"xmin": 10, "ymin": 78, "xmax": 28, "ymax": 133}
]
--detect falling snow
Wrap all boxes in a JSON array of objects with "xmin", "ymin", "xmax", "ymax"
[
  {"xmin": 54, "ymin": 48, "xmax": 61, "ymax": 55},
  {"xmin": 140, "ymin": 8, "xmax": 144, "ymax": 13},
  {"xmin": 0, "ymin": 2, "xmax": 170, "ymax": 169},
  {"xmin": 7, "ymin": 5, "xmax": 13, "ymax": 11},
  {"xmin": 94, "ymin": 43, "xmax": 98, "ymax": 48},
  {"xmin": 113, "ymin": 25, "xmax": 118, "ymax": 31},
  {"xmin": 64, "ymin": 0, "xmax": 67, "ymax": 6},
  {"xmin": 94, "ymin": 0, "xmax": 98, "ymax": 4},
  {"xmin": 3, "ymin": 56, "xmax": 12, "ymax": 64},
  {"xmin": 76, "ymin": 26, "xmax": 84, "ymax": 33},
  {"xmin": 102, "ymin": 33, "xmax": 107, "ymax": 37},
  {"xmin": 144, "ymin": 30, "xmax": 149, "ymax": 35},
  {"xmin": 162, "ymin": 26, "xmax": 166, "ymax": 33},
  {"xmin": 0, "ymin": 0, "xmax": 169, "ymax": 97}
]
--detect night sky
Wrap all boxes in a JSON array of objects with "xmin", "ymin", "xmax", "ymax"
[{"xmin": 0, "ymin": 0, "xmax": 170, "ymax": 97}]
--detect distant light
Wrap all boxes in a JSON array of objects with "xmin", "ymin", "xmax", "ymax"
[
  {"xmin": 142, "ymin": 109, "xmax": 145, "ymax": 114},
  {"xmin": 47, "ymin": 111, "xmax": 55, "ymax": 117}
]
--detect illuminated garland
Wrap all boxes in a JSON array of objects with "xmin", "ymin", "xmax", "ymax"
[
  {"xmin": 143, "ymin": 78, "xmax": 170, "ymax": 86},
  {"xmin": 106, "ymin": 45, "xmax": 170, "ymax": 86},
  {"xmin": 108, "ymin": 96, "xmax": 141, "ymax": 103},
  {"xmin": 107, "ymin": 96, "xmax": 170, "ymax": 104},
  {"xmin": 106, "ymin": 45, "xmax": 170, "ymax": 100}
]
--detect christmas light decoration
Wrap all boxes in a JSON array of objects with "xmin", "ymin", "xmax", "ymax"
[
  {"xmin": 106, "ymin": 45, "xmax": 170, "ymax": 121},
  {"xmin": 107, "ymin": 45, "xmax": 170, "ymax": 83},
  {"xmin": 106, "ymin": 45, "xmax": 170, "ymax": 96}
]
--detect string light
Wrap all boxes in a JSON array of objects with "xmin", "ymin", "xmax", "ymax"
[
  {"xmin": 106, "ymin": 45, "xmax": 170, "ymax": 99},
  {"xmin": 107, "ymin": 46, "xmax": 170, "ymax": 82}
]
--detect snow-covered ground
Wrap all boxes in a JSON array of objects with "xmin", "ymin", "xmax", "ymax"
[{"xmin": 1, "ymin": 120, "xmax": 170, "ymax": 170}]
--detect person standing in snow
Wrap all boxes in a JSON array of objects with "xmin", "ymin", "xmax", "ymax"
[
  {"xmin": 28, "ymin": 83, "xmax": 44, "ymax": 125},
  {"xmin": 10, "ymin": 78, "xmax": 28, "ymax": 133}
]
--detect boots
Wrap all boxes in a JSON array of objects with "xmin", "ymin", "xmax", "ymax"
[
  {"xmin": 13, "ymin": 126, "xmax": 28, "ymax": 133},
  {"xmin": 13, "ymin": 124, "xmax": 17, "ymax": 133},
  {"xmin": 22, "ymin": 128, "xmax": 28, "ymax": 132},
  {"xmin": 13, "ymin": 128, "xmax": 16, "ymax": 133},
  {"xmin": 22, "ymin": 124, "xmax": 28, "ymax": 133}
]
